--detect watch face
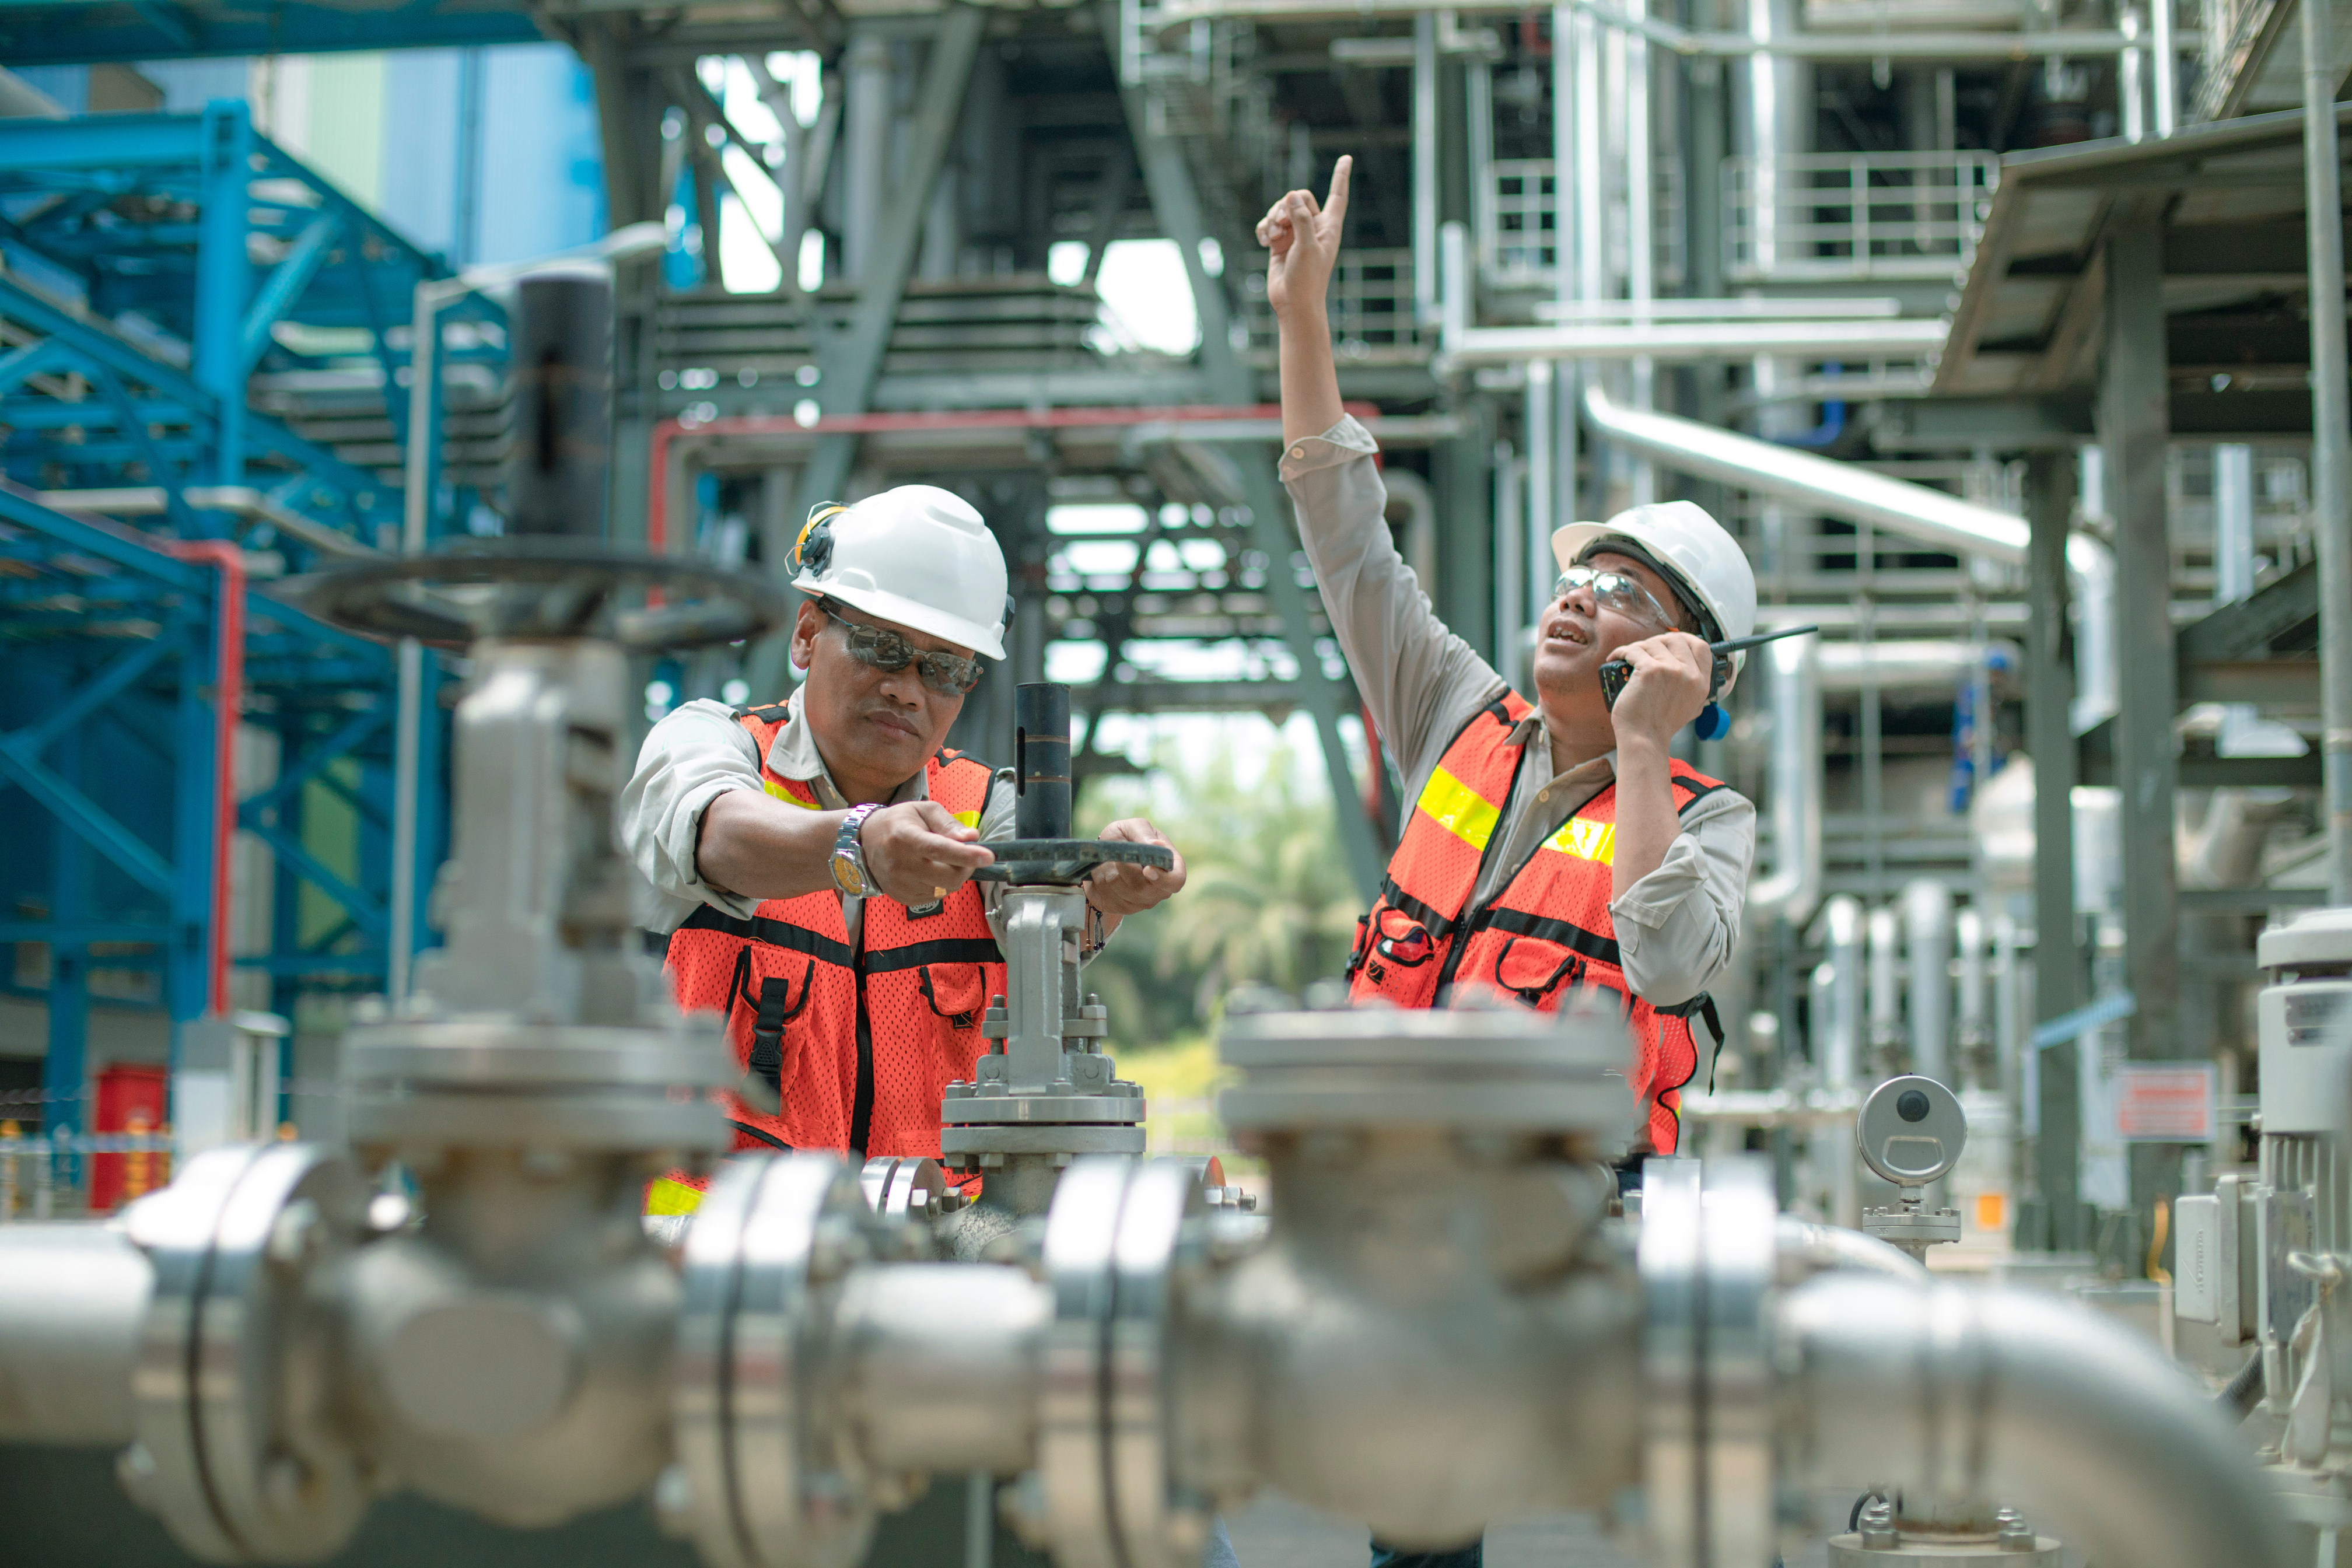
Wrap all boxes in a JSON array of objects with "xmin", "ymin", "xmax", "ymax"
[{"xmin": 830, "ymin": 849, "xmax": 866, "ymax": 897}]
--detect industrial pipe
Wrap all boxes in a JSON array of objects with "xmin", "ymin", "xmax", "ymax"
[
  {"xmin": 1867, "ymin": 905, "xmax": 1902, "ymax": 1072},
  {"xmin": 1773, "ymin": 1216, "xmax": 1929, "ymax": 1285},
  {"xmin": 1816, "ymin": 639, "xmax": 2017, "ymax": 692},
  {"xmin": 1902, "ymin": 880, "xmax": 1954, "ymax": 1087},
  {"xmin": 1818, "ymin": 896, "xmax": 1863, "ymax": 1096},
  {"xmin": 0, "ymin": 1223, "xmax": 150, "ymax": 1444},
  {"xmin": 1955, "ymin": 906, "xmax": 1988, "ymax": 1084},
  {"xmin": 1748, "ymin": 631, "xmax": 1821, "ymax": 924},
  {"xmin": 1580, "ymin": 383, "xmax": 2118, "ymax": 729},
  {"xmin": 2303, "ymin": 1, "xmax": 2352, "ymax": 903},
  {"xmin": 1779, "ymin": 1276, "xmax": 2295, "ymax": 1568}
]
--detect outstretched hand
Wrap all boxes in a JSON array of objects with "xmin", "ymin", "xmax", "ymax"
[{"xmin": 1255, "ymin": 155, "xmax": 1352, "ymax": 318}]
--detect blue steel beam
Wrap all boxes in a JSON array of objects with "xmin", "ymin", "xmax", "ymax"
[
  {"xmin": 0, "ymin": 339, "xmax": 68, "ymax": 397},
  {"xmin": 240, "ymin": 817, "xmax": 387, "ymax": 938},
  {"xmin": 238, "ymin": 211, "xmax": 343, "ymax": 375},
  {"xmin": 0, "ymin": 727, "xmax": 176, "ymax": 895},
  {"xmin": 0, "ymin": 3, "xmax": 540, "ymax": 66},
  {"xmin": 239, "ymin": 703, "xmax": 388, "ymax": 822},
  {"xmin": 193, "ymin": 99, "xmax": 248, "ymax": 499},
  {"xmin": 9, "ymin": 635, "xmax": 177, "ymax": 758}
]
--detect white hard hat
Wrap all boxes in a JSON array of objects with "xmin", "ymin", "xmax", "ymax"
[
  {"xmin": 1552, "ymin": 500, "xmax": 1758, "ymax": 685},
  {"xmin": 789, "ymin": 484, "xmax": 1009, "ymax": 660}
]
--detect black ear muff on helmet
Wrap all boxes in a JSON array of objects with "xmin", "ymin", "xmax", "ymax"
[{"xmin": 792, "ymin": 502, "xmax": 849, "ymax": 579}]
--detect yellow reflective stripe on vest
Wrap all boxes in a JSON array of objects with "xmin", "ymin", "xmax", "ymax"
[
  {"xmin": 1415, "ymin": 764, "xmax": 1502, "ymax": 852},
  {"xmin": 645, "ymin": 1175, "xmax": 705, "ymax": 1217},
  {"xmin": 1546, "ymin": 817, "xmax": 1617, "ymax": 865},
  {"xmin": 763, "ymin": 781, "xmax": 976, "ymax": 831}
]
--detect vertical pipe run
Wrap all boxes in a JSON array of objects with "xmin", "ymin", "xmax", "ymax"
[
  {"xmin": 1867, "ymin": 905, "xmax": 1902, "ymax": 1069},
  {"xmin": 1014, "ymin": 683, "xmax": 1072, "ymax": 841},
  {"xmin": 1625, "ymin": 0, "xmax": 1657, "ymax": 506},
  {"xmin": 1413, "ymin": 12, "xmax": 1440, "ymax": 327},
  {"xmin": 2302, "ymin": 9, "xmax": 2352, "ymax": 904},
  {"xmin": 2151, "ymin": 0, "xmax": 2176, "ymax": 137},
  {"xmin": 507, "ymin": 274, "xmax": 614, "ymax": 540},
  {"xmin": 2120, "ymin": 10, "xmax": 2147, "ymax": 144},
  {"xmin": 1902, "ymin": 880, "xmax": 1954, "ymax": 1087}
]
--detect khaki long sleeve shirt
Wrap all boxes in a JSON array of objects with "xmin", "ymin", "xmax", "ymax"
[
  {"xmin": 620, "ymin": 690, "xmax": 1020, "ymax": 946},
  {"xmin": 1281, "ymin": 416, "xmax": 1756, "ymax": 1007}
]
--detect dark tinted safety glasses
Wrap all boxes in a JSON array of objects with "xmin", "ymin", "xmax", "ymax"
[{"xmin": 821, "ymin": 603, "xmax": 986, "ymax": 695}]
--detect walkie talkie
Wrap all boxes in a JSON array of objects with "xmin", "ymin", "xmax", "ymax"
[{"xmin": 1598, "ymin": 625, "xmax": 1819, "ymax": 736}]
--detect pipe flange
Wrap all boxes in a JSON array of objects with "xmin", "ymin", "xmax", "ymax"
[
  {"xmin": 1034, "ymin": 1157, "xmax": 1210, "ymax": 1568},
  {"xmin": 342, "ymin": 1018, "xmax": 734, "ymax": 1155},
  {"xmin": 859, "ymin": 1156, "xmax": 950, "ymax": 1226},
  {"xmin": 673, "ymin": 1155, "xmax": 886, "ymax": 1568},
  {"xmin": 123, "ymin": 1142, "xmax": 372, "ymax": 1563},
  {"xmin": 1219, "ymin": 1005, "xmax": 1635, "ymax": 1140},
  {"xmin": 1640, "ymin": 1155, "xmax": 1777, "ymax": 1568}
]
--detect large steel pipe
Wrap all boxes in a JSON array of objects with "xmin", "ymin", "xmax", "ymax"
[
  {"xmin": 839, "ymin": 1264, "xmax": 1049, "ymax": 1475},
  {"xmin": 0, "ymin": 1222, "xmax": 150, "ymax": 1444},
  {"xmin": 1778, "ymin": 1275, "xmax": 2294, "ymax": 1568}
]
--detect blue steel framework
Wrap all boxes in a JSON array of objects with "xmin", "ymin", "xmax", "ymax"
[
  {"xmin": 0, "ymin": 1, "xmax": 539, "ymax": 66},
  {"xmin": 0, "ymin": 102, "xmax": 480, "ymax": 1137}
]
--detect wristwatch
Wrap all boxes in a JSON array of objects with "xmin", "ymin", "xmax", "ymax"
[{"xmin": 830, "ymin": 803, "xmax": 882, "ymax": 897}]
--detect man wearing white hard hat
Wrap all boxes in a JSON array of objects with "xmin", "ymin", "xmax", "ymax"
[
  {"xmin": 621, "ymin": 485, "xmax": 1185, "ymax": 1212},
  {"xmin": 1258, "ymin": 158, "xmax": 1757, "ymax": 1170}
]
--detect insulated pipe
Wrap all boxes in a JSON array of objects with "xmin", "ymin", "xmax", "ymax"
[
  {"xmin": 1778, "ymin": 1276, "xmax": 2295, "ymax": 1568},
  {"xmin": 1818, "ymin": 897, "xmax": 1863, "ymax": 1093},
  {"xmin": 0, "ymin": 1223, "xmax": 152, "ymax": 1444},
  {"xmin": 1579, "ymin": 383, "xmax": 2118, "ymax": 729},
  {"xmin": 1773, "ymin": 1216, "xmax": 1929, "ymax": 1284},
  {"xmin": 2303, "ymin": 0, "xmax": 2352, "ymax": 904},
  {"xmin": 1866, "ymin": 906, "xmax": 1902, "ymax": 1067},
  {"xmin": 1955, "ymin": 906, "xmax": 1987, "ymax": 1079},
  {"xmin": 506, "ymin": 273, "xmax": 612, "ymax": 540},
  {"xmin": 1990, "ymin": 912, "xmax": 2022, "ymax": 1105},
  {"xmin": 1816, "ymin": 639, "xmax": 2017, "ymax": 692},
  {"xmin": 1901, "ymin": 880, "xmax": 1954, "ymax": 1086},
  {"xmin": 1748, "ymin": 631, "xmax": 1821, "ymax": 923}
]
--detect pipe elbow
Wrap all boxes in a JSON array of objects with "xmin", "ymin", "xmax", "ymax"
[
  {"xmin": 1773, "ymin": 1217, "xmax": 1929, "ymax": 1286},
  {"xmin": 1778, "ymin": 1276, "xmax": 2293, "ymax": 1568}
]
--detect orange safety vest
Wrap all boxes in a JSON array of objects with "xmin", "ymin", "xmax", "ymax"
[
  {"xmin": 1347, "ymin": 691, "xmax": 1729, "ymax": 1155},
  {"xmin": 650, "ymin": 704, "xmax": 1007, "ymax": 1213}
]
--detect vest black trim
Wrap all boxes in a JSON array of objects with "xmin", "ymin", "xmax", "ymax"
[
  {"xmin": 864, "ymin": 936, "xmax": 1004, "ymax": 974},
  {"xmin": 675, "ymin": 904, "xmax": 856, "ymax": 970},
  {"xmin": 1672, "ymin": 778, "xmax": 1728, "ymax": 813},
  {"xmin": 1470, "ymin": 904, "xmax": 1623, "ymax": 969},
  {"xmin": 1377, "ymin": 876, "xmax": 1458, "ymax": 942},
  {"xmin": 729, "ymin": 1119, "xmax": 792, "ymax": 1150}
]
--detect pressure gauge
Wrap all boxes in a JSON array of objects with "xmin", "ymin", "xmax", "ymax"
[{"xmin": 1855, "ymin": 1074, "xmax": 1966, "ymax": 1189}]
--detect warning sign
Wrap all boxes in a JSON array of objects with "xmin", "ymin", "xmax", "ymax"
[{"xmin": 2115, "ymin": 1063, "xmax": 2220, "ymax": 1142}]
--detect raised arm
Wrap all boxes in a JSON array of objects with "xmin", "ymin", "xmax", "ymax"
[
  {"xmin": 1256, "ymin": 156, "xmax": 1504, "ymax": 783},
  {"xmin": 1260, "ymin": 155, "xmax": 1349, "ymax": 445}
]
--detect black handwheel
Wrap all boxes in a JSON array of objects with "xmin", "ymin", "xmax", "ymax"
[
  {"xmin": 284, "ymin": 539, "xmax": 792, "ymax": 653},
  {"xmin": 970, "ymin": 839, "xmax": 1177, "ymax": 886}
]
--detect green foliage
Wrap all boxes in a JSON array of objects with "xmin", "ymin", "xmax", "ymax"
[{"xmin": 1078, "ymin": 740, "xmax": 1361, "ymax": 1040}]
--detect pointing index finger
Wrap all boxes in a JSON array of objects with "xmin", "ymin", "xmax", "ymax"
[{"xmin": 1326, "ymin": 154, "xmax": 1352, "ymax": 228}]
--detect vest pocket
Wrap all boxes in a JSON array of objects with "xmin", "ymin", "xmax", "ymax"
[
  {"xmin": 732, "ymin": 951, "xmax": 816, "ymax": 1093},
  {"xmin": 1369, "ymin": 905, "xmax": 1437, "ymax": 968},
  {"xmin": 918, "ymin": 963, "xmax": 988, "ymax": 1030},
  {"xmin": 1490, "ymin": 935, "xmax": 1584, "ymax": 1009}
]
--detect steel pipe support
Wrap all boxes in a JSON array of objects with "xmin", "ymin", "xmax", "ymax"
[
  {"xmin": 1777, "ymin": 1275, "xmax": 2294, "ymax": 1568},
  {"xmin": 0, "ymin": 1221, "xmax": 152, "ymax": 1445}
]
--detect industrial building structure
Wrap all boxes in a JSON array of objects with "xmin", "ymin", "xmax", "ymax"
[{"xmin": 3, "ymin": 0, "xmax": 2352, "ymax": 1561}]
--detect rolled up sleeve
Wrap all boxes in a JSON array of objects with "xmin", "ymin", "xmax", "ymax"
[
  {"xmin": 1282, "ymin": 416, "xmax": 1504, "ymax": 788},
  {"xmin": 621, "ymin": 699, "xmax": 768, "ymax": 925},
  {"xmin": 1608, "ymin": 790, "xmax": 1757, "ymax": 1007}
]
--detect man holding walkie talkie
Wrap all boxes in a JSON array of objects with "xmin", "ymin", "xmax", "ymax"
[{"xmin": 1259, "ymin": 156, "xmax": 1760, "ymax": 1164}]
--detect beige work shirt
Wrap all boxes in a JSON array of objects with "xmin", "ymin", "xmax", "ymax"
[
  {"xmin": 1280, "ymin": 415, "xmax": 1756, "ymax": 1007},
  {"xmin": 621, "ymin": 690, "xmax": 1020, "ymax": 946}
]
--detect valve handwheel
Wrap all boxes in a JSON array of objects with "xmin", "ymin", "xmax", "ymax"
[{"xmin": 970, "ymin": 838, "xmax": 1176, "ymax": 885}]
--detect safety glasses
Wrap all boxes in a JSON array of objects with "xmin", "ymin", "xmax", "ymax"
[
  {"xmin": 1550, "ymin": 565, "xmax": 1677, "ymax": 631},
  {"xmin": 820, "ymin": 603, "xmax": 986, "ymax": 696}
]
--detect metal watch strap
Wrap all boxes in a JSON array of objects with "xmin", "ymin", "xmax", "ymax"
[{"xmin": 835, "ymin": 803, "xmax": 881, "ymax": 895}]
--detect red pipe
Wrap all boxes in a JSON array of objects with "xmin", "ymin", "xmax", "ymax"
[
  {"xmin": 646, "ymin": 401, "xmax": 1382, "ymax": 554},
  {"xmin": 162, "ymin": 540, "xmax": 244, "ymax": 1019}
]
